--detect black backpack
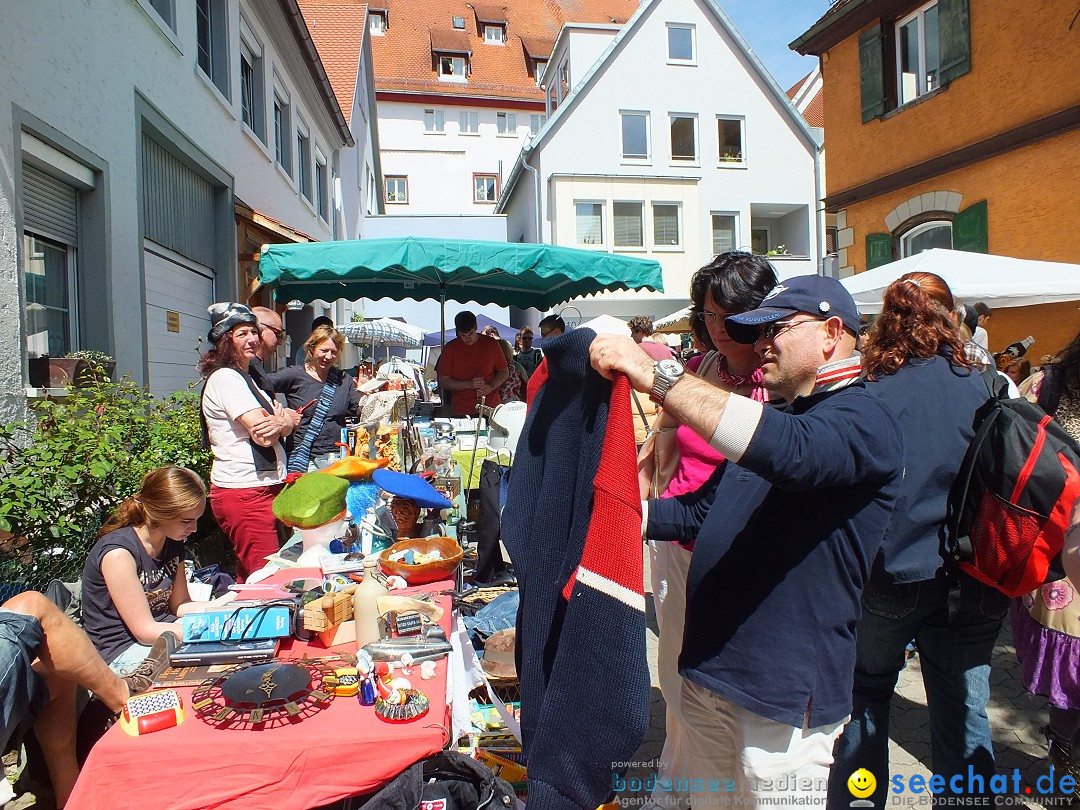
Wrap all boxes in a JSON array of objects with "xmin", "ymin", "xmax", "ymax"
[{"xmin": 947, "ymin": 370, "xmax": 1080, "ymax": 597}]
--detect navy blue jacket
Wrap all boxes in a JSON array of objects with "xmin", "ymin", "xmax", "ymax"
[
  {"xmin": 864, "ymin": 354, "xmax": 988, "ymax": 582},
  {"xmin": 648, "ymin": 382, "xmax": 902, "ymax": 728}
]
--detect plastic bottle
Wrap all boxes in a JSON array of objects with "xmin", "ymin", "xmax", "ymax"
[{"xmin": 353, "ymin": 556, "xmax": 389, "ymax": 651}]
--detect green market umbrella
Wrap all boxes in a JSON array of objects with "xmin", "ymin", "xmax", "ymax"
[{"xmin": 258, "ymin": 236, "xmax": 665, "ymax": 346}]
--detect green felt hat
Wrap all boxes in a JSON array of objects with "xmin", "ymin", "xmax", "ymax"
[{"xmin": 272, "ymin": 472, "xmax": 349, "ymax": 528}]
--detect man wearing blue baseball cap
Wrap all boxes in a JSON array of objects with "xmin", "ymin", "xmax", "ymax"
[{"xmin": 591, "ymin": 274, "xmax": 902, "ymax": 807}]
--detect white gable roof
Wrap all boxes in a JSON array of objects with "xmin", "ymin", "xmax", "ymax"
[{"xmin": 497, "ymin": 0, "xmax": 822, "ymax": 211}]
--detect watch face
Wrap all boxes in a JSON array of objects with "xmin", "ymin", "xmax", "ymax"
[{"xmin": 657, "ymin": 359, "xmax": 683, "ymax": 377}]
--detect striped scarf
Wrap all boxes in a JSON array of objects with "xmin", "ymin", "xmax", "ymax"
[
  {"xmin": 812, "ymin": 354, "xmax": 864, "ymax": 394},
  {"xmin": 287, "ymin": 367, "xmax": 342, "ymax": 474}
]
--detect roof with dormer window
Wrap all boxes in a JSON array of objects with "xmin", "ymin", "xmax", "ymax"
[
  {"xmin": 474, "ymin": 5, "xmax": 508, "ymax": 24},
  {"xmin": 430, "ymin": 28, "xmax": 473, "ymax": 54},
  {"xmin": 370, "ymin": 0, "xmax": 639, "ymax": 103}
]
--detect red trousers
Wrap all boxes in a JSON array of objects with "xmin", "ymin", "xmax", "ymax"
[{"xmin": 210, "ymin": 483, "xmax": 284, "ymax": 582}]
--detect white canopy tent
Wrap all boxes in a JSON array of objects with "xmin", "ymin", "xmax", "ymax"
[
  {"xmin": 653, "ymin": 305, "xmax": 692, "ymax": 334},
  {"xmin": 577, "ymin": 313, "xmax": 631, "ymax": 336},
  {"xmin": 841, "ymin": 249, "xmax": 1080, "ymax": 315}
]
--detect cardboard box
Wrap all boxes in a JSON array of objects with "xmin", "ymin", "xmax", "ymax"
[{"xmin": 317, "ymin": 620, "xmax": 358, "ymax": 649}]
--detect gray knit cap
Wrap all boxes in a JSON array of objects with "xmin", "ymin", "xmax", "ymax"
[{"xmin": 207, "ymin": 302, "xmax": 257, "ymax": 344}]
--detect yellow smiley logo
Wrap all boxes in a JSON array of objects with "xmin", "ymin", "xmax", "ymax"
[{"xmin": 847, "ymin": 769, "xmax": 876, "ymax": 799}]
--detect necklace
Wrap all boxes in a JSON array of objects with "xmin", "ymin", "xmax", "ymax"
[{"xmin": 714, "ymin": 356, "xmax": 765, "ymax": 400}]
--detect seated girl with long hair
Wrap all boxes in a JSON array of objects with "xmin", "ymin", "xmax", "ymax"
[{"xmin": 81, "ymin": 466, "xmax": 207, "ymax": 673}]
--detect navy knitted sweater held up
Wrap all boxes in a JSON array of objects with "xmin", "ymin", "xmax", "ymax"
[{"xmin": 501, "ymin": 327, "xmax": 650, "ymax": 810}]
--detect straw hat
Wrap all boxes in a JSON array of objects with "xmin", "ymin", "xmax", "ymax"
[{"xmin": 481, "ymin": 629, "xmax": 517, "ymax": 680}]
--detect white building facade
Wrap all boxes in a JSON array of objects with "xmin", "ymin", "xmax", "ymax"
[
  {"xmin": 499, "ymin": 0, "xmax": 825, "ymax": 320},
  {"xmin": 375, "ymin": 97, "xmax": 542, "ymax": 215},
  {"xmin": 0, "ymin": 0, "xmax": 378, "ymax": 420}
]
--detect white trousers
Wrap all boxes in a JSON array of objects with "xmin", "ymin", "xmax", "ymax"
[
  {"xmin": 648, "ymin": 539, "xmax": 694, "ymax": 808},
  {"xmin": 679, "ymin": 679, "xmax": 845, "ymax": 809}
]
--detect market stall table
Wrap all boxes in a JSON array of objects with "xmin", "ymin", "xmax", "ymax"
[{"xmin": 68, "ymin": 571, "xmax": 455, "ymax": 810}]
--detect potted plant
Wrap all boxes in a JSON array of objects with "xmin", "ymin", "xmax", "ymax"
[
  {"xmin": 27, "ymin": 350, "xmax": 115, "ymax": 388},
  {"xmin": 67, "ymin": 350, "xmax": 116, "ymax": 386}
]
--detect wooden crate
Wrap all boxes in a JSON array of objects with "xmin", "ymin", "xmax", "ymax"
[{"xmin": 302, "ymin": 587, "xmax": 355, "ymax": 632}]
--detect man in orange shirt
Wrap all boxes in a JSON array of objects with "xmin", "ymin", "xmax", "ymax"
[{"xmin": 437, "ymin": 311, "xmax": 509, "ymax": 417}]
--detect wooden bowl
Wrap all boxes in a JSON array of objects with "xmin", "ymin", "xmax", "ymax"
[{"xmin": 378, "ymin": 536, "xmax": 463, "ymax": 585}]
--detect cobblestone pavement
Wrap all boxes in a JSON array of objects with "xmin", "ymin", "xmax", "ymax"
[{"xmin": 619, "ymin": 550, "xmax": 1067, "ymax": 808}]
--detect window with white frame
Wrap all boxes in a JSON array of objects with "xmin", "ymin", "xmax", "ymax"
[
  {"xmin": 273, "ymin": 86, "xmax": 291, "ymax": 174},
  {"xmin": 613, "ymin": 202, "xmax": 644, "ymax": 248},
  {"xmin": 438, "ymin": 55, "xmax": 467, "ymax": 82},
  {"xmin": 652, "ymin": 203, "xmax": 681, "ymax": 247},
  {"xmin": 529, "ymin": 114, "xmax": 547, "ymax": 136},
  {"xmin": 459, "ymin": 110, "xmax": 479, "ymax": 134},
  {"xmin": 620, "ymin": 112, "xmax": 649, "ymax": 160},
  {"xmin": 717, "ymin": 116, "xmax": 744, "ymax": 163},
  {"xmin": 534, "ymin": 59, "xmax": 547, "ymax": 86},
  {"xmin": 385, "ymin": 176, "xmax": 408, "ymax": 204},
  {"xmin": 23, "ymin": 233, "xmax": 77, "ymax": 359},
  {"xmin": 896, "ymin": 1, "xmax": 940, "ymax": 106},
  {"xmin": 424, "ymin": 108, "xmax": 445, "ymax": 133},
  {"xmin": 667, "ymin": 24, "xmax": 695, "ymax": 63},
  {"xmin": 196, "ymin": 0, "xmax": 229, "ymax": 98},
  {"xmin": 143, "ymin": 0, "xmax": 176, "ymax": 31},
  {"xmin": 239, "ymin": 18, "xmax": 265, "ymax": 141},
  {"xmin": 575, "ymin": 202, "xmax": 603, "ymax": 245},
  {"xmin": 365, "ymin": 164, "xmax": 376, "ymax": 214},
  {"xmin": 483, "ymin": 25, "xmax": 504, "ymax": 44},
  {"xmin": 369, "ymin": 10, "xmax": 387, "ymax": 35},
  {"xmin": 296, "ymin": 121, "xmax": 312, "ymax": 201},
  {"xmin": 670, "ymin": 114, "xmax": 697, "ymax": 162},
  {"xmin": 474, "ymin": 174, "xmax": 498, "ymax": 203},
  {"xmin": 315, "ymin": 150, "xmax": 329, "ymax": 222},
  {"xmin": 900, "ymin": 220, "xmax": 951, "ymax": 257},
  {"xmin": 496, "ymin": 112, "xmax": 517, "ymax": 135},
  {"xmin": 711, "ymin": 214, "xmax": 737, "ymax": 256}
]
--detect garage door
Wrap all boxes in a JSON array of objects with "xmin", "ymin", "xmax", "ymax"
[{"xmin": 144, "ymin": 243, "xmax": 215, "ymax": 398}]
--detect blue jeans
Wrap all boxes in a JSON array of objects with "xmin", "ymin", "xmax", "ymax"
[{"xmin": 827, "ymin": 573, "xmax": 1009, "ymax": 809}]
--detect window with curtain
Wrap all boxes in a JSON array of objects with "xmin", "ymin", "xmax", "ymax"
[
  {"xmin": 459, "ymin": 110, "xmax": 478, "ymax": 133},
  {"xmin": 653, "ymin": 204, "xmax": 680, "ymax": 246},
  {"xmin": 575, "ymin": 202, "xmax": 603, "ymax": 245},
  {"xmin": 497, "ymin": 112, "xmax": 517, "ymax": 135},
  {"xmin": 613, "ymin": 202, "xmax": 644, "ymax": 248},
  {"xmin": 424, "ymin": 109, "xmax": 445, "ymax": 133}
]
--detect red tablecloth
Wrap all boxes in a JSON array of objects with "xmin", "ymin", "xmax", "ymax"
[{"xmin": 68, "ymin": 572, "xmax": 454, "ymax": 810}]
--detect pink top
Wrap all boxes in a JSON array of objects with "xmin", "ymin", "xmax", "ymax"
[
  {"xmin": 662, "ymin": 353, "xmax": 727, "ymax": 499},
  {"xmin": 659, "ymin": 352, "xmax": 767, "ymax": 550}
]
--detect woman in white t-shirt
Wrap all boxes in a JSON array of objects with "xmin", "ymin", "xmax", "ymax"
[{"xmin": 199, "ymin": 303, "xmax": 293, "ymax": 581}]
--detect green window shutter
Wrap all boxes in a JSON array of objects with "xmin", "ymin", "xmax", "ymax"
[
  {"xmin": 938, "ymin": 0, "xmax": 972, "ymax": 84},
  {"xmin": 866, "ymin": 233, "xmax": 893, "ymax": 269},
  {"xmin": 953, "ymin": 199, "xmax": 988, "ymax": 253},
  {"xmin": 858, "ymin": 23, "xmax": 885, "ymax": 123}
]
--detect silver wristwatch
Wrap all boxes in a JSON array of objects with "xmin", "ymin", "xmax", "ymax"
[{"xmin": 650, "ymin": 358, "xmax": 685, "ymax": 404}]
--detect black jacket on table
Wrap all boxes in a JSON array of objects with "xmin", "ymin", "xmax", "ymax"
[{"xmin": 501, "ymin": 327, "xmax": 649, "ymax": 810}]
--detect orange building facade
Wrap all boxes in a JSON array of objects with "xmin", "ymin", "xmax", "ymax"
[{"xmin": 793, "ymin": 0, "xmax": 1080, "ymax": 357}]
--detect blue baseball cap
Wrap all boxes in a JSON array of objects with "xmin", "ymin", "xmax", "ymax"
[{"xmin": 725, "ymin": 275, "xmax": 861, "ymax": 345}]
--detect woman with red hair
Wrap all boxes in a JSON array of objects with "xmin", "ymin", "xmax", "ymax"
[{"xmin": 829, "ymin": 272, "xmax": 1007, "ymax": 807}]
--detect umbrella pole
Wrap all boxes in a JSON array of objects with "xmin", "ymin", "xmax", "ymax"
[{"xmin": 438, "ymin": 285, "xmax": 447, "ymax": 418}]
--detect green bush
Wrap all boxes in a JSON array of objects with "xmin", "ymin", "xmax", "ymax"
[{"xmin": 0, "ymin": 375, "xmax": 214, "ymax": 590}]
